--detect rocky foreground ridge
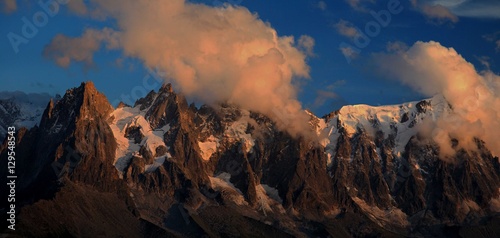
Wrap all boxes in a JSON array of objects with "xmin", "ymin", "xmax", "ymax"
[{"xmin": 1, "ymin": 82, "xmax": 499, "ymax": 237}]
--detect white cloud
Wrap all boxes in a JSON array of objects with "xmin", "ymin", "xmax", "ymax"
[
  {"xmin": 373, "ymin": 41, "xmax": 500, "ymax": 159},
  {"xmin": 418, "ymin": 0, "xmax": 500, "ymax": 20},
  {"xmin": 437, "ymin": 0, "xmax": 500, "ymax": 18}
]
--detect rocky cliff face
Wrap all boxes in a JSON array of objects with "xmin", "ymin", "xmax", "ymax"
[{"xmin": 1, "ymin": 82, "xmax": 499, "ymax": 237}]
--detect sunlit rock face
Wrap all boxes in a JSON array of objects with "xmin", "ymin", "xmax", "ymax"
[{"xmin": 1, "ymin": 82, "xmax": 499, "ymax": 237}]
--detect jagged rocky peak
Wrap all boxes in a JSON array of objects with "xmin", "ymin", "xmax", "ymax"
[
  {"xmin": 38, "ymin": 81, "xmax": 114, "ymax": 135},
  {"xmin": 0, "ymin": 82, "xmax": 121, "ymax": 208},
  {"xmin": 146, "ymin": 83, "xmax": 192, "ymax": 129},
  {"xmin": 39, "ymin": 81, "xmax": 119, "ymax": 187},
  {"xmin": 2, "ymin": 82, "xmax": 500, "ymax": 237},
  {"xmin": 78, "ymin": 81, "xmax": 114, "ymax": 118},
  {"xmin": 134, "ymin": 90, "xmax": 157, "ymax": 109},
  {"xmin": 116, "ymin": 101, "xmax": 130, "ymax": 108},
  {"xmin": 133, "ymin": 83, "xmax": 174, "ymax": 108},
  {"xmin": 159, "ymin": 82, "xmax": 174, "ymax": 93}
]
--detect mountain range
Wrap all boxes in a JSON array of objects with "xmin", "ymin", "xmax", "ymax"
[
  {"xmin": 0, "ymin": 91, "xmax": 54, "ymax": 142},
  {"xmin": 1, "ymin": 82, "xmax": 499, "ymax": 237}
]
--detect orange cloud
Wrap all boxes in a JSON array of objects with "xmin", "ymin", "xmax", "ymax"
[
  {"xmin": 411, "ymin": 0, "xmax": 459, "ymax": 23},
  {"xmin": 43, "ymin": 28, "xmax": 120, "ymax": 68},
  {"xmin": 1, "ymin": 0, "xmax": 16, "ymax": 14},
  {"xmin": 44, "ymin": 0, "xmax": 315, "ymax": 138}
]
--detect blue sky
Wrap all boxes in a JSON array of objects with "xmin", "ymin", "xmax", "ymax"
[{"xmin": 1, "ymin": 0, "xmax": 499, "ymax": 116}]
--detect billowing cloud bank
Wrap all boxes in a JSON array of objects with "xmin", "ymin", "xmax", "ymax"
[
  {"xmin": 44, "ymin": 0, "xmax": 315, "ymax": 138},
  {"xmin": 375, "ymin": 41, "xmax": 500, "ymax": 159}
]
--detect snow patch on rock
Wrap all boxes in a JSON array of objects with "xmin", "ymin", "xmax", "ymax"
[
  {"xmin": 198, "ymin": 135, "xmax": 219, "ymax": 161},
  {"xmin": 255, "ymin": 184, "xmax": 286, "ymax": 216},
  {"xmin": 144, "ymin": 155, "xmax": 168, "ymax": 173},
  {"xmin": 110, "ymin": 106, "xmax": 171, "ymax": 173},
  {"xmin": 352, "ymin": 197, "xmax": 409, "ymax": 228},
  {"xmin": 224, "ymin": 110, "xmax": 255, "ymax": 153},
  {"xmin": 261, "ymin": 184, "xmax": 283, "ymax": 204},
  {"xmin": 209, "ymin": 173, "xmax": 247, "ymax": 206},
  {"xmin": 490, "ymin": 188, "xmax": 500, "ymax": 212}
]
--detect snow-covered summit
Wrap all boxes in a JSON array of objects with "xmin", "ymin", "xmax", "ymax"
[
  {"xmin": 334, "ymin": 94, "xmax": 448, "ymax": 136},
  {"xmin": 318, "ymin": 94, "xmax": 450, "ymax": 165}
]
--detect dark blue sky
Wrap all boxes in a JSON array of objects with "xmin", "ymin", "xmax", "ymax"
[{"xmin": 1, "ymin": 0, "xmax": 499, "ymax": 116}]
